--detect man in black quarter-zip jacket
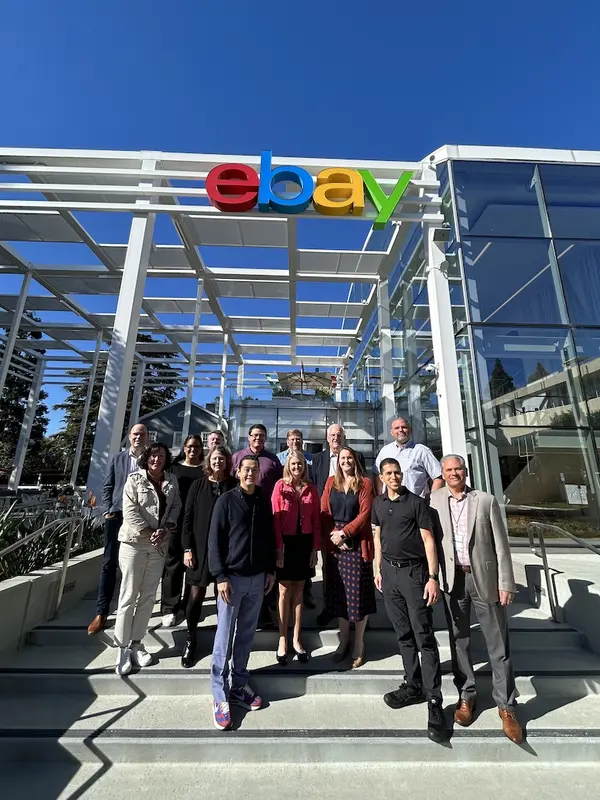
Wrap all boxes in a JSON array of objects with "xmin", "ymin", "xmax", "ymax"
[{"xmin": 208, "ymin": 454, "xmax": 276, "ymax": 731}]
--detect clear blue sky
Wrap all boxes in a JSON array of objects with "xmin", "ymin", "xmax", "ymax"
[{"xmin": 3, "ymin": 0, "xmax": 600, "ymax": 432}]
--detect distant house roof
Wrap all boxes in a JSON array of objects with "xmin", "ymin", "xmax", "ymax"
[{"xmin": 136, "ymin": 398, "xmax": 223, "ymax": 427}]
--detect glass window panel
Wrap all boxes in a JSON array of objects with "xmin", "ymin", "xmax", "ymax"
[
  {"xmin": 452, "ymin": 161, "xmax": 546, "ymax": 238},
  {"xmin": 462, "ymin": 237, "xmax": 562, "ymax": 324},
  {"xmin": 483, "ymin": 425, "xmax": 600, "ymax": 536},
  {"xmin": 570, "ymin": 328, "xmax": 600, "ymax": 430},
  {"xmin": 555, "ymin": 240, "xmax": 600, "ymax": 325},
  {"xmin": 471, "ymin": 325, "xmax": 589, "ymax": 428},
  {"xmin": 539, "ymin": 163, "xmax": 600, "ymax": 239}
]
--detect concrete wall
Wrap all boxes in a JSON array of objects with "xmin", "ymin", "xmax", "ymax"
[{"xmin": 0, "ymin": 548, "xmax": 102, "ymax": 654}]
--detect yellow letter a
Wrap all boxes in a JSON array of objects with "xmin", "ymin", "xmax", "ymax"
[{"xmin": 312, "ymin": 169, "xmax": 365, "ymax": 216}]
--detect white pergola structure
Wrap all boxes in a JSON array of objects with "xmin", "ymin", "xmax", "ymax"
[{"xmin": 0, "ymin": 147, "xmax": 467, "ymax": 496}]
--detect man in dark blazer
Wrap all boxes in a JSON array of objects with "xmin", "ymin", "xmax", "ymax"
[
  {"xmin": 429, "ymin": 454, "xmax": 522, "ymax": 745},
  {"xmin": 312, "ymin": 423, "xmax": 366, "ymax": 623},
  {"xmin": 87, "ymin": 423, "xmax": 149, "ymax": 635},
  {"xmin": 312, "ymin": 423, "xmax": 366, "ymax": 496}
]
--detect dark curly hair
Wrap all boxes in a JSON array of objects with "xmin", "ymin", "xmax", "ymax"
[
  {"xmin": 138, "ymin": 442, "xmax": 173, "ymax": 472},
  {"xmin": 174, "ymin": 434, "xmax": 205, "ymax": 464}
]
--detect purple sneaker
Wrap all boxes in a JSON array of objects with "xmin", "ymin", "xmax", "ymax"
[
  {"xmin": 213, "ymin": 700, "xmax": 232, "ymax": 730},
  {"xmin": 230, "ymin": 684, "xmax": 262, "ymax": 711}
]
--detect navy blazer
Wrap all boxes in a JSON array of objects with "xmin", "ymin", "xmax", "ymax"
[{"xmin": 101, "ymin": 450, "xmax": 135, "ymax": 514}]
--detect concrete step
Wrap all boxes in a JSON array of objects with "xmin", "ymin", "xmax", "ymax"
[
  {"xmin": 5, "ymin": 763, "xmax": 600, "ymax": 800},
  {"xmin": 28, "ymin": 622, "xmax": 584, "ymax": 652},
  {"xmin": 4, "ymin": 639, "xmax": 600, "ymax": 675},
  {"xmin": 1, "ymin": 692, "xmax": 598, "ymax": 733},
  {"xmin": 3, "ymin": 726, "xmax": 600, "ymax": 763},
  {"xmin": 4, "ymin": 668, "xmax": 599, "ymax": 700}
]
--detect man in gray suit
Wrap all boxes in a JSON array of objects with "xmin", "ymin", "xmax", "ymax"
[{"xmin": 429, "ymin": 454, "xmax": 523, "ymax": 744}]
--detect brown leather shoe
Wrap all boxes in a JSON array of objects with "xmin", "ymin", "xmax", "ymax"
[
  {"xmin": 454, "ymin": 698, "xmax": 475, "ymax": 726},
  {"xmin": 87, "ymin": 614, "xmax": 107, "ymax": 636},
  {"xmin": 498, "ymin": 707, "xmax": 523, "ymax": 744}
]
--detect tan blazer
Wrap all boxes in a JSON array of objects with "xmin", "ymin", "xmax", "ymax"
[{"xmin": 429, "ymin": 488, "xmax": 516, "ymax": 604}]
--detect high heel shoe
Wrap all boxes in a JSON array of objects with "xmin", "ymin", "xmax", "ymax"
[
  {"xmin": 276, "ymin": 649, "xmax": 288, "ymax": 666},
  {"xmin": 351, "ymin": 646, "xmax": 365, "ymax": 669},
  {"xmin": 332, "ymin": 642, "xmax": 350, "ymax": 663},
  {"xmin": 293, "ymin": 646, "xmax": 309, "ymax": 663}
]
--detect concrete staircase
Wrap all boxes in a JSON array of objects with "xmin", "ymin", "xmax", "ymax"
[{"xmin": 3, "ymin": 562, "xmax": 600, "ymax": 798}]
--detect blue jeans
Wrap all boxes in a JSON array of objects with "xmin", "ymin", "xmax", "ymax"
[
  {"xmin": 96, "ymin": 512, "xmax": 122, "ymax": 615},
  {"xmin": 211, "ymin": 573, "xmax": 265, "ymax": 703}
]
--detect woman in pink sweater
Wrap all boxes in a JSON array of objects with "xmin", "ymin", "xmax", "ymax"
[{"xmin": 272, "ymin": 452, "xmax": 321, "ymax": 664}]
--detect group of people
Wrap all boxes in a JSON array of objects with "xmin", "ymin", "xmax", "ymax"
[{"xmin": 87, "ymin": 416, "xmax": 522, "ymax": 746}]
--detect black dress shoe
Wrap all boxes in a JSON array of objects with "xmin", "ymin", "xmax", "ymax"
[
  {"xmin": 181, "ymin": 635, "xmax": 196, "ymax": 669},
  {"xmin": 427, "ymin": 698, "xmax": 449, "ymax": 744},
  {"xmin": 293, "ymin": 647, "xmax": 309, "ymax": 663},
  {"xmin": 276, "ymin": 651, "xmax": 288, "ymax": 666}
]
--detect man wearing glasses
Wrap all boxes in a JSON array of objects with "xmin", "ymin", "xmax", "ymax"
[{"xmin": 232, "ymin": 424, "xmax": 282, "ymax": 499}]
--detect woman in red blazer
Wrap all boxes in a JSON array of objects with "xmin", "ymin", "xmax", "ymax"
[
  {"xmin": 272, "ymin": 452, "xmax": 321, "ymax": 664},
  {"xmin": 321, "ymin": 446, "xmax": 375, "ymax": 668}
]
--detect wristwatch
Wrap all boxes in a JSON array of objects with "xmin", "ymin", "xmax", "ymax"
[{"xmin": 429, "ymin": 573, "xmax": 439, "ymax": 582}]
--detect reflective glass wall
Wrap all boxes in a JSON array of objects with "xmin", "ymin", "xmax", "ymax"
[{"xmin": 450, "ymin": 159, "xmax": 600, "ymax": 535}]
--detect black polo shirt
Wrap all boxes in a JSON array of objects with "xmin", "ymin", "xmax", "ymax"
[{"xmin": 371, "ymin": 488, "xmax": 433, "ymax": 562}]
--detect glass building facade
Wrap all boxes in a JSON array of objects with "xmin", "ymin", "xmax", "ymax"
[{"xmin": 388, "ymin": 158, "xmax": 600, "ymax": 535}]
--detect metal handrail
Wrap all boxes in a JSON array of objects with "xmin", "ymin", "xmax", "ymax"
[
  {"xmin": 528, "ymin": 521, "xmax": 600, "ymax": 622},
  {"xmin": 0, "ymin": 515, "xmax": 85, "ymax": 618}
]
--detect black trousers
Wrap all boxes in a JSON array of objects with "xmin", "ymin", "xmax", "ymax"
[
  {"xmin": 161, "ymin": 530, "xmax": 189, "ymax": 615},
  {"xmin": 96, "ymin": 512, "xmax": 122, "ymax": 616},
  {"xmin": 381, "ymin": 557, "xmax": 442, "ymax": 700}
]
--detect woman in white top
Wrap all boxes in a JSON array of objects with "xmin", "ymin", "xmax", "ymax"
[{"xmin": 114, "ymin": 442, "xmax": 181, "ymax": 675}]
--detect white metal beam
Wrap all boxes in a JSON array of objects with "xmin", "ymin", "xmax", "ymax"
[
  {"xmin": 0, "ymin": 272, "xmax": 31, "ymax": 399},
  {"xmin": 8, "ymin": 359, "xmax": 45, "ymax": 491}
]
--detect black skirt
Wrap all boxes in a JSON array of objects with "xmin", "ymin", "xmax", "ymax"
[{"xmin": 277, "ymin": 534, "xmax": 314, "ymax": 582}]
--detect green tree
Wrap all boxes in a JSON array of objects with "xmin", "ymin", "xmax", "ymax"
[
  {"xmin": 528, "ymin": 361, "xmax": 550, "ymax": 384},
  {"xmin": 489, "ymin": 358, "xmax": 516, "ymax": 400},
  {"xmin": 53, "ymin": 334, "xmax": 182, "ymax": 483},
  {"xmin": 0, "ymin": 322, "xmax": 55, "ymax": 485}
]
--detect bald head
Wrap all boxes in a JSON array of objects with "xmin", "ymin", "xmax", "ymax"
[{"xmin": 327, "ymin": 424, "xmax": 345, "ymax": 454}]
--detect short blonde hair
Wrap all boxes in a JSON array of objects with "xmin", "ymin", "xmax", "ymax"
[{"xmin": 283, "ymin": 450, "xmax": 308, "ymax": 484}]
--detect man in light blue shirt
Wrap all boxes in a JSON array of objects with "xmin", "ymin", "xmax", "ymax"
[
  {"xmin": 277, "ymin": 428, "xmax": 313, "ymax": 480},
  {"xmin": 374, "ymin": 417, "xmax": 443, "ymax": 498}
]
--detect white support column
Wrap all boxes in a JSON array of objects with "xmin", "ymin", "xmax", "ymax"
[
  {"xmin": 70, "ymin": 332, "xmax": 102, "ymax": 487},
  {"xmin": 236, "ymin": 362, "xmax": 244, "ymax": 399},
  {"xmin": 218, "ymin": 332, "xmax": 229, "ymax": 429},
  {"xmin": 87, "ymin": 159, "xmax": 157, "ymax": 500},
  {"xmin": 377, "ymin": 277, "xmax": 396, "ymax": 437},
  {"xmin": 129, "ymin": 360, "xmax": 146, "ymax": 428},
  {"xmin": 424, "ymin": 223, "xmax": 468, "ymax": 458},
  {"xmin": 182, "ymin": 278, "xmax": 204, "ymax": 441},
  {"xmin": 0, "ymin": 272, "xmax": 31, "ymax": 399},
  {"xmin": 402, "ymin": 288, "xmax": 423, "ymax": 442},
  {"xmin": 8, "ymin": 358, "xmax": 45, "ymax": 491}
]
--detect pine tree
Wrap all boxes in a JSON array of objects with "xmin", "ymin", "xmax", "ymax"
[
  {"xmin": 0, "ymin": 322, "xmax": 56, "ymax": 484},
  {"xmin": 528, "ymin": 361, "xmax": 550, "ymax": 384},
  {"xmin": 489, "ymin": 358, "xmax": 516, "ymax": 400},
  {"xmin": 53, "ymin": 334, "xmax": 182, "ymax": 483}
]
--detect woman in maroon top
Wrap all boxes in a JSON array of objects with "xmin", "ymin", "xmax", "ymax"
[{"xmin": 272, "ymin": 452, "xmax": 321, "ymax": 664}]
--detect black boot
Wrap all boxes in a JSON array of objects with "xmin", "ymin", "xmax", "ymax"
[{"xmin": 181, "ymin": 633, "xmax": 196, "ymax": 669}]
